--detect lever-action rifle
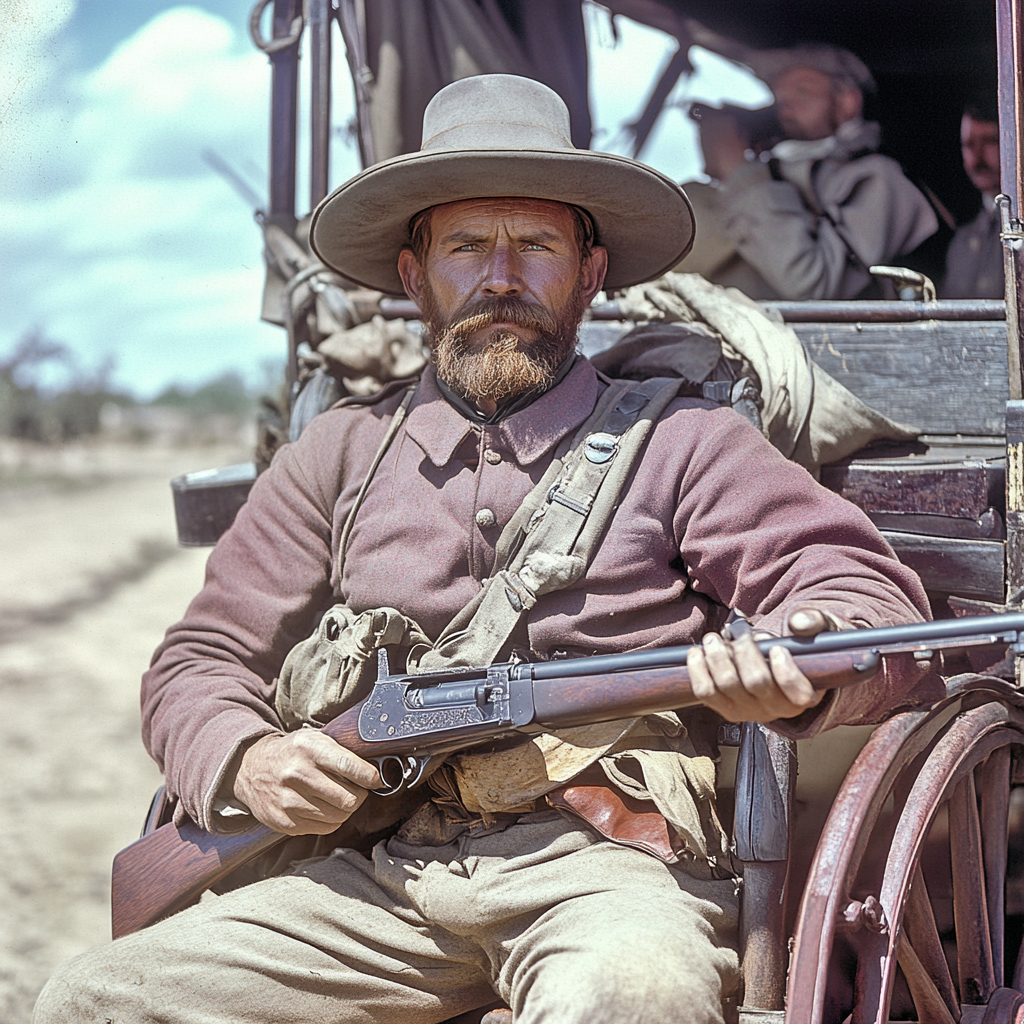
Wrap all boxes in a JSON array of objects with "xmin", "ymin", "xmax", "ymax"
[{"xmin": 110, "ymin": 611, "xmax": 1024, "ymax": 939}]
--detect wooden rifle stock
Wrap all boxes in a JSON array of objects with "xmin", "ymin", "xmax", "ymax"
[{"xmin": 110, "ymin": 647, "xmax": 877, "ymax": 939}]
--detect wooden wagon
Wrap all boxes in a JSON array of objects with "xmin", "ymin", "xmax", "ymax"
[{"xmin": 138, "ymin": 1, "xmax": 1024, "ymax": 1020}]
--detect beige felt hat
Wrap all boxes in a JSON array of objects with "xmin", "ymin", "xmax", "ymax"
[{"xmin": 309, "ymin": 74, "xmax": 695, "ymax": 295}]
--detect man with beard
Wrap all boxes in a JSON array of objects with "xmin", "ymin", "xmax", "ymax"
[
  {"xmin": 686, "ymin": 45, "xmax": 938, "ymax": 299},
  {"xmin": 941, "ymin": 95, "xmax": 1004, "ymax": 298},
  {"xmin": 34, "ymin": 75, "xmax": 932, "ymax": 1024}
]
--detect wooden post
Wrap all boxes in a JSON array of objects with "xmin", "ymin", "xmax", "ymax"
[
  {"xmin": 308, "ymin": 0, "xmax": 331, "ymax": 210},
  {"xmin": 268, "ymin": 0, "xmax": 302, "ymax": 225},
  {"xmin": 999, "ymin": 0, "xmax": 1024, "ymax": 671}
]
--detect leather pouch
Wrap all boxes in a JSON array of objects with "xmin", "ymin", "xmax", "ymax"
[{"xmin": 547, "ymin": 771, "xmax": 683, "ymax": 863}]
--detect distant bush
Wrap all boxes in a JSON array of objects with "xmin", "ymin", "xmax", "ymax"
[
  {"xmin": 0, "ymin": 331, "xmax": 270, "ymax": 443},
  {"xmin": 150, "ymin": 371, "xmax": 255, "ymax": 417},
  {"xmin": 0, "ymin": 331, "xmax": 132, "ymax": 442}
]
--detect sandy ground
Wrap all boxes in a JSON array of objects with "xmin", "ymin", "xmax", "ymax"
[{"xmin": 0, "ymin": 439, "xmax": 251, "ymax": 1023}]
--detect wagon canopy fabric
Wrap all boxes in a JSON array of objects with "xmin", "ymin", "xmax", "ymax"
[{"xmin": 359, "ymin": 0, "xmax": 592, "ymax": 163}]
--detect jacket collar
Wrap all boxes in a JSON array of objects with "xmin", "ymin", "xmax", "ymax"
[
  {"xmin": 405, "ymin": 359, "xmax": 602, "ymax": 468},
  {"xmin": 770, "ymin": 116, "xmax": 881, "ymax": 165}
]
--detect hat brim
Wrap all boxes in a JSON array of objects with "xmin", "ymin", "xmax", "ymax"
[{"xmin": 309, "ymin": 148, "xmax": 695, "ymax": 295}]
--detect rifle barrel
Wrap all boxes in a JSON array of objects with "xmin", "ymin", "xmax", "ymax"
[{"xmin": 518, "ymin": 612, "xmax": 1024, "ymax": 681}]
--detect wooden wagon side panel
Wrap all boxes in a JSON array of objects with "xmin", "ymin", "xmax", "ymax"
[{"xmin": 794, "ymin": 320, "xmax": 1009, "ymax": 437}]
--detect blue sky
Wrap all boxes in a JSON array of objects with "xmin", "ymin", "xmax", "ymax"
[{"xmin": 1, "ymin": 1, "xmax": 770, "ymax": 397}]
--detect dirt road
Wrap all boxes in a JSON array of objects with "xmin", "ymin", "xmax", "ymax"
[{"xmin": 0, "ymin": 440, "xmax": 250, "ymax": 1022}]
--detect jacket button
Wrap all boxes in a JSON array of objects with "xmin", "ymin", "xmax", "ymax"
[
  {"xmin": 475, "ymin": 508, "xmax": 497, "ymax": 527},
  {"xmin": 484, "ymin": 449, "xmax": 502, "ymax": 465}
]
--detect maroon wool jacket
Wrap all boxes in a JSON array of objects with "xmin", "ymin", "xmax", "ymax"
[{"xmin": 142, "ymin": 358, "xmax": 933, "ymax": 831}]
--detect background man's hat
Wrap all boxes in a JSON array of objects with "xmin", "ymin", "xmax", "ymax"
[
  {"xmin": 309, "ymin": 74, "xmax": 695, "ymax": 295},
  {"xmin": 747, "ymin": 45, "xmax": 876, "ymax": 94}
]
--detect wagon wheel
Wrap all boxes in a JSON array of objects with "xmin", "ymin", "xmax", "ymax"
[{"xmin": 785, "ymin": 675, "xmax": 1024, "ymax": 1024}]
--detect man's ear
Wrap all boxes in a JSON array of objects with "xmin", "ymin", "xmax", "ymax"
[
  {"xmin": 835, "ymin": 87, "xmax": 863, "ymax": 125},
  {"xmin": 397, "ymin": 248, "xmax": 425, "ymax": 308},
  {"xmin": 579, "ymin": 246, "xmax": 609, "ymax": 306}
]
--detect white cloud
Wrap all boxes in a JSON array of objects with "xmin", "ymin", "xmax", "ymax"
[{"xmin": 1, "ymin": 6, "xmax": 289, "ymax": 396}]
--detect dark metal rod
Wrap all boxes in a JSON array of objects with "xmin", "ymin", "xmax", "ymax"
[
  {"xmin": 765, "ymin": 299, "xmax": 1006, "ymax": 322},
  {"xmin": 308, "ymin": 0, "xmax": 331, "ymax": 209},
  {"xmin": 377, "ymin": 297, "xmax": 1007, "ymax": 324},
  {"xmin": 514, "ymin": 611, "xmax": 1024, "ymax": 682},
  {"xmin": 268, "ymin": 0, "xmax": 302, "ymax": 220},
  {"xmin": 997, "ymin": 0, "xmax": 1023, "ymax": 217},
  {"xmin": 337, "ymin": 0, "xmax": 375, "ymax": 168},
  {"xmin": 629, "ymin": 45, "xmax": 692, "ymax": 159}
]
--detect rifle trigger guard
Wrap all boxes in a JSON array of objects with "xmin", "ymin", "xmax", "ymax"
[{"xmin": 370, "ymin": 754, "xmax": 436, "ymax": 796}]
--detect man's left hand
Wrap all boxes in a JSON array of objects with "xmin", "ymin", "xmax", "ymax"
[{"xmin": 688, "ymin": 607, "xmax": 833, "ymax": 722}]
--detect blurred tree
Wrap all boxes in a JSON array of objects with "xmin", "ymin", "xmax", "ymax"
[
  {"xmin": 150, "ymin": 371, "xmax": 255, "ymax": 417},
  {"xmin": 0, "ymin": 330, "xmax": 131, "ymax": 441}
]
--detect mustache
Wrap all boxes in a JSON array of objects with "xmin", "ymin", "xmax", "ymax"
[{"xmin": 432, "ymin": 296, "xmax": 559, "ymax": 345}]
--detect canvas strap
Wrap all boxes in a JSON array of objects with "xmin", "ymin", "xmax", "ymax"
[
  {"xmin": 328, "ymin": 374, "xmax": 684, "ymax": 675},
  {"xmin": 412, "ymin": 375, "xmax": 684, "ymax": 671},
  {"xmin": 336, "ymin": 384, "xmax": 417, "ymax": 581}
]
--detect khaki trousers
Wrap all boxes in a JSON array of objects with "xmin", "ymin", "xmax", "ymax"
[{"xmin": 34, "ymin": 811, "xmax": 740, "ymax": 1024}]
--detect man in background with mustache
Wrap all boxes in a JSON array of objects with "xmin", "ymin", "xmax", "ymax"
[
  {"xmin": 940, "ymin": 94, "xmax": 1004, "ymax": 298},
  {"xmin": 34, "ymin": 75, "xmax": 931, "ymax": 1024}
]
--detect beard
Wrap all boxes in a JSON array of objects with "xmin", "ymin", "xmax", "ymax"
[{"xmin": 420, "ymin": 281, "xmax": 587, "ymax": 404}]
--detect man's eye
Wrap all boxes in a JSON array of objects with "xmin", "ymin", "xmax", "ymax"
[{"xmin": 524, "ymin": 243, "xmax": 549, "ymax": 251}]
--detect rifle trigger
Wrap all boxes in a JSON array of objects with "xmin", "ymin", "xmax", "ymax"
[{"xmin": 370, "ymin": 754, "xmax": 439, "ymax": 796}]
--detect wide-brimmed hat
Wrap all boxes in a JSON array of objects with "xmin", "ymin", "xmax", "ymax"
[{"xmin": 309, "ymin": 74, "xmax": 695, "ymax": 295}]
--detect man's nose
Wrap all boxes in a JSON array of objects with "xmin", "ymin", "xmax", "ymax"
[{"xmin": 481, "ymin": 246, "xmax": 523, "ymax": 296}]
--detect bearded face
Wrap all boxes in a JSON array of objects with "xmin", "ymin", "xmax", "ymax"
[
  {"xmin": 395, "ymin": 197, "xmax": 606, "ymax": 408},
  {"xmin": 420, "ymin": 283, "xmax": 587, "ymax": 404}
]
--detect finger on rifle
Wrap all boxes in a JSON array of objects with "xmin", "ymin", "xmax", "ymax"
[
  {"xmin": 306, "ymin": 734, "xmax": 384, "ymax": 791},
  {"xmin": 766, "ymin": 644, "xmax": 822, "ymax": 714},
  {"xmin": 273, "ymin": 785, "xmax": 369, "ymax": 835},
  {"xmin": 787, "ymin": 606, "xmax": 832, "ymax": 637},
  {"xmin": 728, "ymin": 633, "xmax": 810, "ymax": 721},
  {"xmin": 731, "ymin": 633, "xmax": 780, "ymax": 706},
  {"xmin": 688, "ymin": 633, "xmax": 742, "ymax": 719},
  {"xmin": 236, "ymin": 732, "xmax": 382, "ymax": 836}
]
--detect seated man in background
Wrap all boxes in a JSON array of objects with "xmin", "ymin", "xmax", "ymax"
[
  {"xmin": 683, "ymin": 45, "xmax": 938, "ymax": 300},
  {"xmin": 940, "ymin": 95, "xmax": 1004, "ymax": 298}
]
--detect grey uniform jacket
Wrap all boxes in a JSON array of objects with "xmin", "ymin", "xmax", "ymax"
[
  {"xmin": 940, "ymin": 202, "xmax": 1004, "ymax": 299},
  {"xmin": 707, "ymin": 118, "xmax": 938, "ymax": 300}
]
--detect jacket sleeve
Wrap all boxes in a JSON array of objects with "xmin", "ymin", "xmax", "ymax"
[
  {"xmin": 140, "ymin": 427, "xmax": 341, "ymax": 831},
  {"xmin": 719, "ymin": 157, "xmax": 938, "ymax": 300},
  {"xmin": 670, "ymin": 406, "xmax": 940, "ymax": 734}
]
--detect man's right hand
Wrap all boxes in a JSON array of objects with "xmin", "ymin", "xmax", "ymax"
[
  {"xmin": 232, "ymin": 731, "xmax": 383, "ymax": 836},
  {"xmin": 696, "ymin": 108, "xmax": 750, "ymax": 182}
]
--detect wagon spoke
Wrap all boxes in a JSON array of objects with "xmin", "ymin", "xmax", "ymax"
[
  {"xmin": 903, "ymin": 863, "xmax": 960, "ymax": 1019},
  {"xmin": 896, "ymin": 931, "xmax": 959, "ymax": 1024},
  {"xmin": 977, "ymin": 747, "xmax": 1010, "ymax": 987},
  {"xmin": 950, "ymin": 769, "xmax": 997, "ymax": 1004}
]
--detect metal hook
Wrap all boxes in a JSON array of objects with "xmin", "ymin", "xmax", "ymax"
[{"xmin": 249, "ymin": 0, "xmax": 304, "ymax": 55}]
